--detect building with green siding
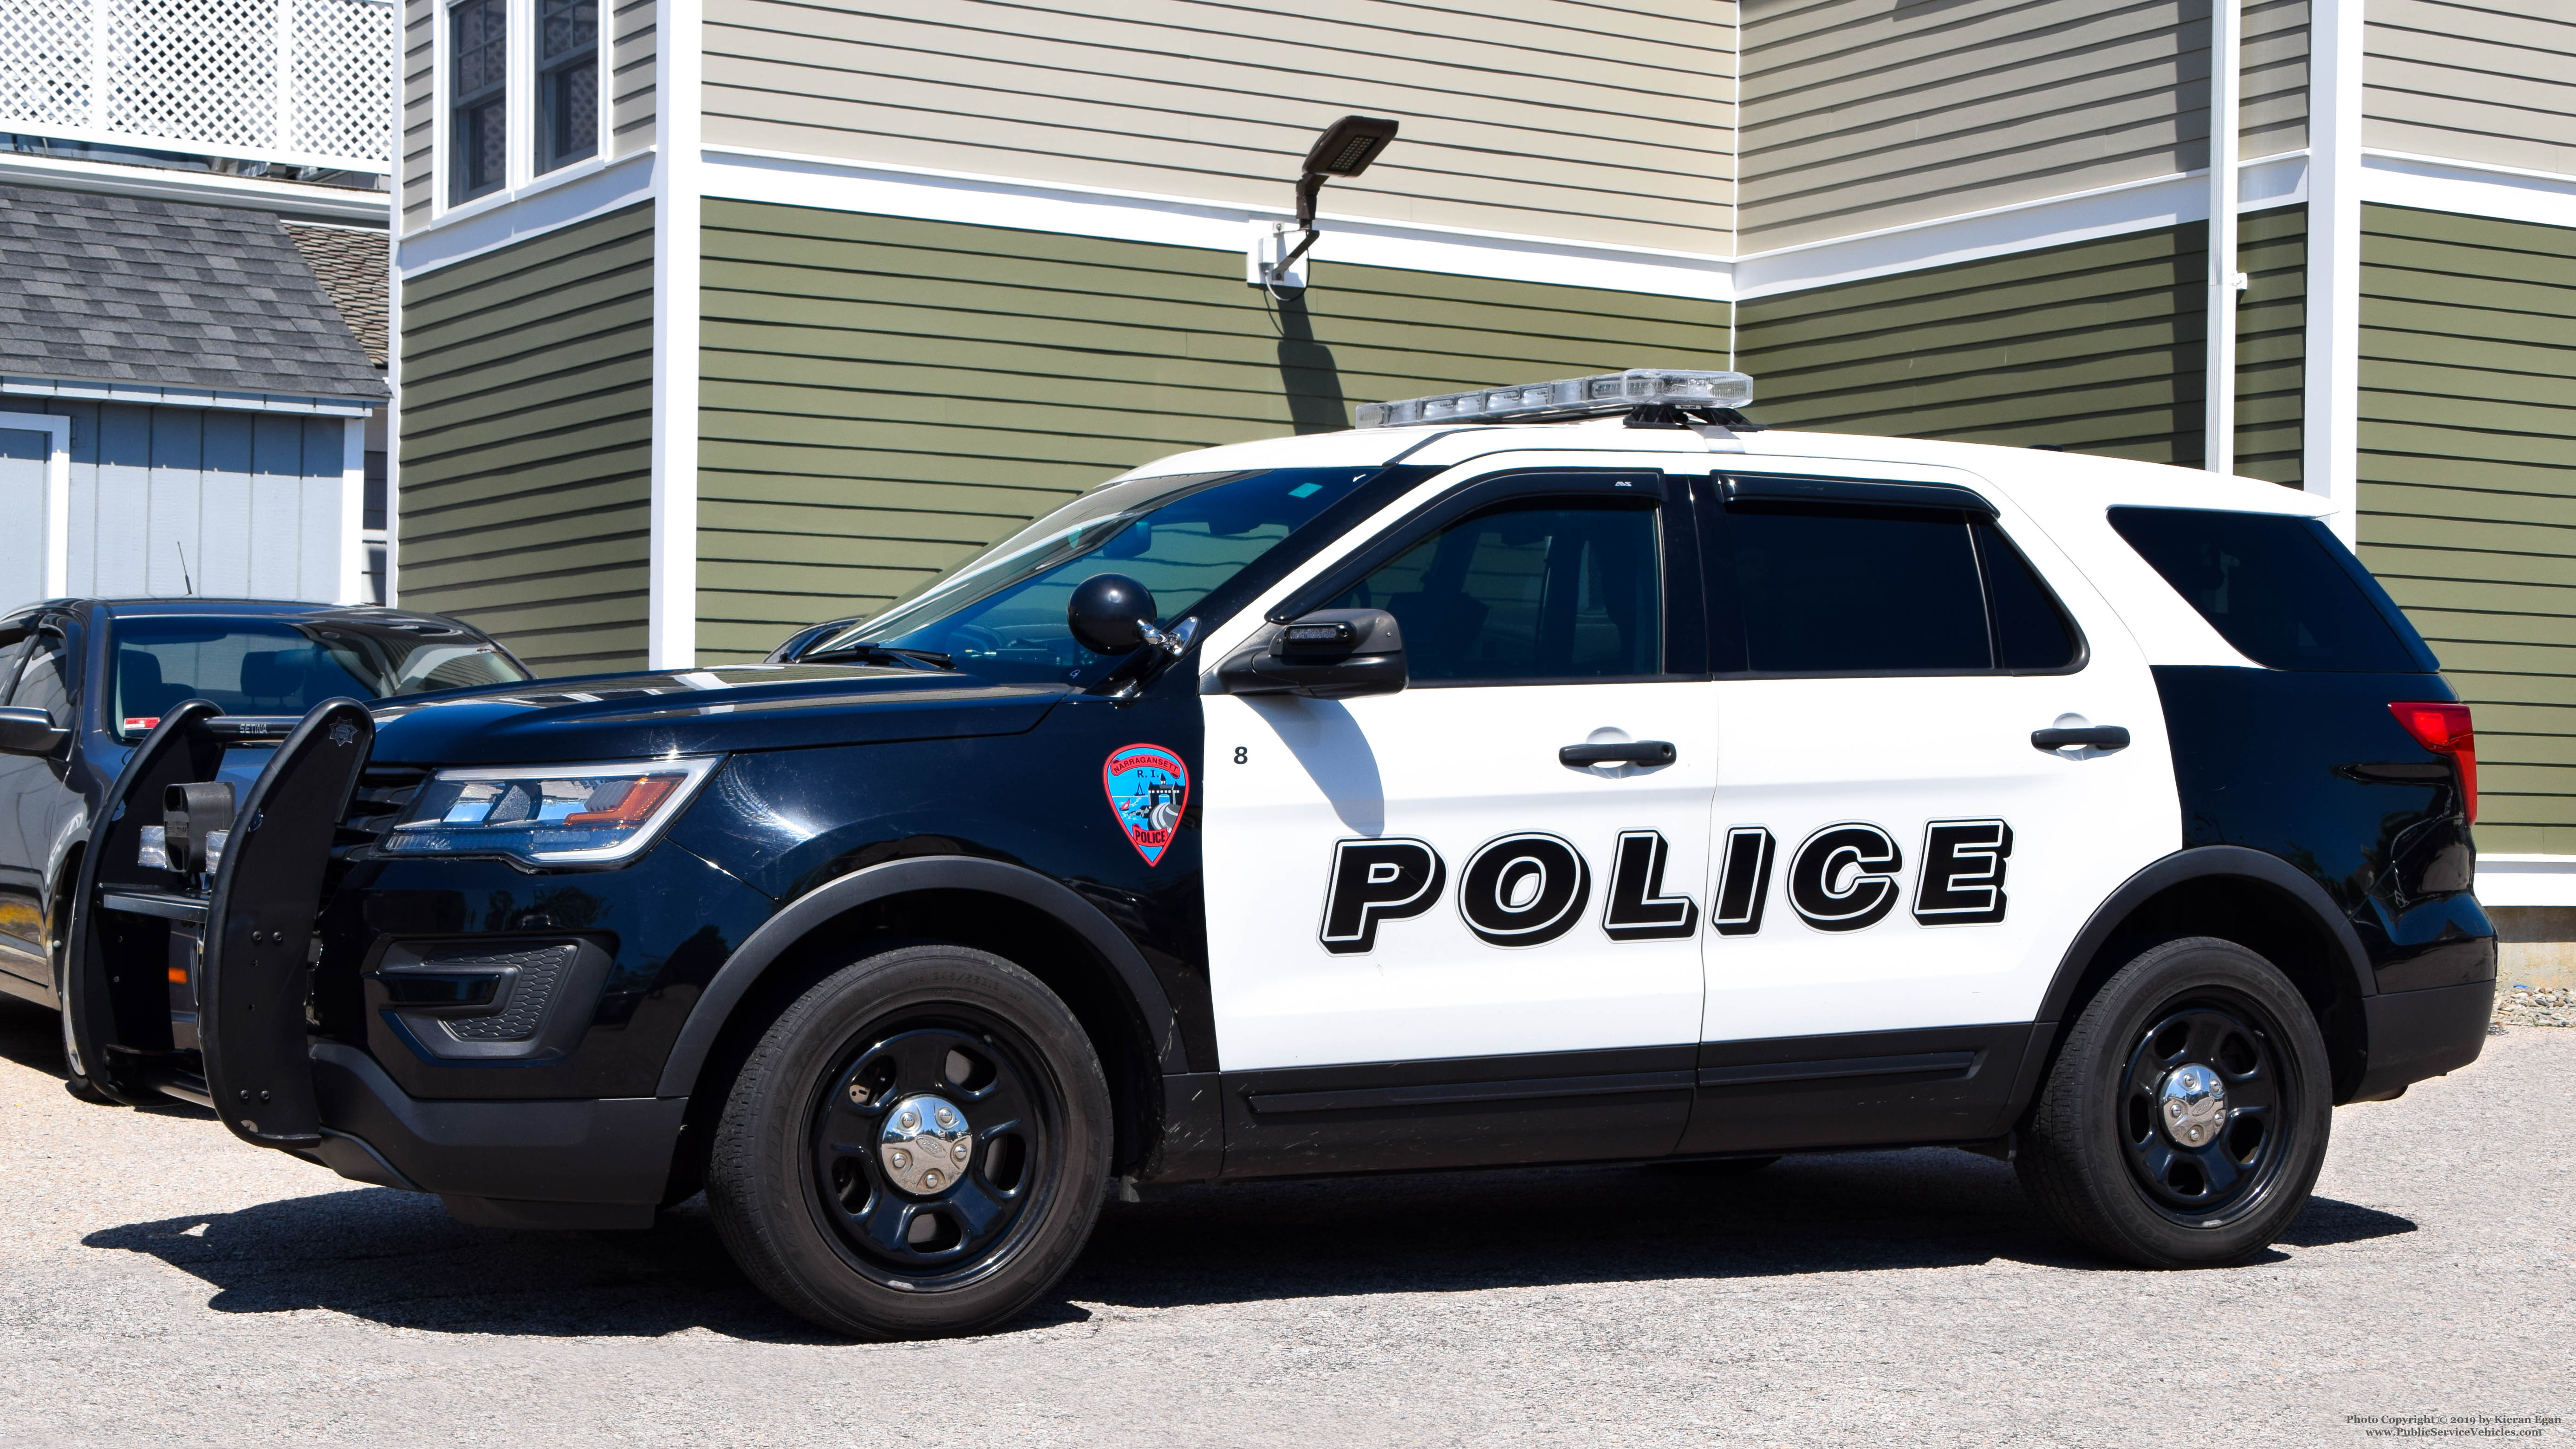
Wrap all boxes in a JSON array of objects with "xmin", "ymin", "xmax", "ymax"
[{"xmin": 390, "ymin": 0, "xmax": 2576, "ymax": 968}]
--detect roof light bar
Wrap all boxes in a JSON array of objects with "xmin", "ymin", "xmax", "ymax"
[{"xmin": 1353, "ymin": 369, "xmax": 1756, "ymax": 429}]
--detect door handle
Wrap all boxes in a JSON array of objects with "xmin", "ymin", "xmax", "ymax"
[
  {"xmin": 2031, "ymin": 726, "xmax": 2130, "ymax": 752},
  {"xmin": 1560, "ymin": 740, "xmax": 1677, "ymax": 767}
]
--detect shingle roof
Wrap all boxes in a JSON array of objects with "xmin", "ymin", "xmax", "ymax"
[
  {"xmin": 0, "ymin": 182, "xmax": 389, "ymax": 400},
  {"xmin": 283, "ymin": 221, "xmax": 388, "ymax": 369}
]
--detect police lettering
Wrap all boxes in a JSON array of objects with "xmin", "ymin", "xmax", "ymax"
[{"xmin": 1317, "ymin": 815, "xmax": 2013, "ymax": 953}]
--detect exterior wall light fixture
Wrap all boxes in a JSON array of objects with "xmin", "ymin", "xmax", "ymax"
[{"xmin": 1252, "ymin": 114, "xmax": 1399, "ymax": 297}]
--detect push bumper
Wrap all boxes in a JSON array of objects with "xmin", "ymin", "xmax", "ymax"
[
  {"xmin": 311, "ymin": 1043, "xmax": 684, "ymax": 1229},
  {"xmin": 2351, "ymin": 977, "xmax": 2495, "ymax": 1102}
]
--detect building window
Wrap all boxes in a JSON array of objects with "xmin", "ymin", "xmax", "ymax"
[
  {"xmin": 449, "ymin": 0, "xmax": 508, "ymax": 203},
  {"xmin": 537, "ymin": 0, "xmax": 598, "ymax": 173}
]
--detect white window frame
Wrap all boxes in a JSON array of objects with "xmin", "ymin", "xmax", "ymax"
[
  {"xmin": 0, "ymin": 413, "xmax": 72, "ymax": 600},
  {"xmin": 430, "ymin": 0, "xmax": 609, "ymax": 225}
]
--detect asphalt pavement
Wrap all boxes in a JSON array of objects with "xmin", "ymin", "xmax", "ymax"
[{"xmin": 0, "ymin": 993, "xmax": 2567, "ymax": 1447}]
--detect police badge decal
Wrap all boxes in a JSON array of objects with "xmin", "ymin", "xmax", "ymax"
[{"xmin": 1102, "ymin": 743, "xmax": 1189, "ymax": 866}]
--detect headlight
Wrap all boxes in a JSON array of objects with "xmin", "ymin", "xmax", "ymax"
[{"xmin": 384, "ymin": 756, "xmax": 721, "ymax": 864}]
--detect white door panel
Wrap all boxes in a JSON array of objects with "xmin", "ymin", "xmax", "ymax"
[
  {"xmin": 1205, "ymin": 681, "xmax": 1715, "ymax": 1071},
  {"xmin": 1703, "ymin": 669, "xmax": 2171, "ymax": 1041}
]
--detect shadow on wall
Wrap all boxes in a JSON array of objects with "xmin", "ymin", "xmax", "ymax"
[{"xmin": 1271, "ymin": 291, "xmax": 1348, "ymax": 435}]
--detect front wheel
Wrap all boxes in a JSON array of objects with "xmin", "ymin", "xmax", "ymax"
[
  {"xmin": 706, "ymin": 944, "xmax": 1112, "ymax": 1339},
  {"xmin": 53, "ymin": 940, "xmax": 116, "ymax": 1105},
  {"xmin": 2017, "ymin": 936, "xmax": 2332, "ymax": 1267}
]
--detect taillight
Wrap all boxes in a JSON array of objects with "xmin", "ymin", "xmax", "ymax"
[{"xmin": 2389, "ymin": 701, "xmax": 2476, "ymax": 824}]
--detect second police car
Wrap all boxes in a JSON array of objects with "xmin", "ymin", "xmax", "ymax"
[{"xmin": 52, "ymin": 370, "xmax": 2495, "ymax": 1339}]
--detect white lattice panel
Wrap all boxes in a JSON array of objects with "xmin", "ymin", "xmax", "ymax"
[
  {"xmin": 0, "ymin": 0, "xmax": 390, "ymax": 171},
  {"xmin": 0, "ymin": 0, "xmax": 92, "ymax": 130},
  {"xmin": 107, "ymin": 0, "xmax": 280, "ymax": 153},
  {"xmin": 291, "ymin": 0, "xmax": 392, "ymax": 163}
]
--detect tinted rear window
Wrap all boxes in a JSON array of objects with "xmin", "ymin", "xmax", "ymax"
[
  {"xmin": 2108, "ymin": 507, "xmax": 2426, "ymax": 672},
  {"xmin": 1723, "ymin": 505, "xmax": 1992, "ymax": 673},
  {"xmin": 112, "ymin": 617, "xmax": 528, "ymax": 732}
]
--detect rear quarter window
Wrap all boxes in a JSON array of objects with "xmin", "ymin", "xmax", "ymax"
[{"xmin": 2107, "ymin": 507, "xmax": 2433, "ymax": 673}]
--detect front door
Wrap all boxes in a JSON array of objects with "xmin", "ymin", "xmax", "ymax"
[
  {"xmin": 1683, "ymin": 472, "xmax": 2173, "ymax": 1152},
  {"xmin": 1202, "ymin": 467, "xmax": 1717, "ymax": 1175},
  {"xmin": 0, "ymin": 625, "xmax": 76, "ymax": 985}
]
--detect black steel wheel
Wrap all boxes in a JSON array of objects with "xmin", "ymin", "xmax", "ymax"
[
  {"xmin": 2017, "ymin": 936, "xmax": 2331, "ymax": 1267},
  {"xmin": 807, "ymin": 1017, "xmax": 1054, "ymax": 1289},
  {"xmin": 708, "ymin": 944, "xmax": 1110, "ymax": 1339},
  {"xmin": 2115, "ymin": 998, "xmax": 2290, "ymax": 1222}
]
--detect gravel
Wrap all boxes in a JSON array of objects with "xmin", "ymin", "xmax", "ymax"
[
  {"xmin": 1, "ymin": 993, "xmax": 2569, "ymax": 1448},
  {"xmin": 2497, "ymin": 985, "xmax": 2576, "ymax": 1030}
]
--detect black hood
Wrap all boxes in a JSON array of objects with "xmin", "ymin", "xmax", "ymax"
[{"xmin": 368, "ymin": 663, "xmax": 1071, "ymax": 767}]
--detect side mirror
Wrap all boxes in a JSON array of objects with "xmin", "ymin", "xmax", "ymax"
[
  {"xmin": 1217, "ymin": 609, "xmax": 1406, "ymax": 699},
  {"xmin": 0, "ymin": 706, "xmax": 67, "ymax": 757},
  {"xmin": 1067, "ymin": 573, "xmax": 1190, "ymax": 658}
]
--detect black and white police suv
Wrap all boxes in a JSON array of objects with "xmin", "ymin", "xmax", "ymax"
[{"xmin": 56, "ymin": 370, "xmax": 2493, "ymax": 1339}]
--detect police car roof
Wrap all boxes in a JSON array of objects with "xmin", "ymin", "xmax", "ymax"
[{"xmin": 1116, "ymin": 421, "xmax": 2332, "ymax": 522}]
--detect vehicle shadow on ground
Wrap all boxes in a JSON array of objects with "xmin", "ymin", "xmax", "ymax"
[
  {"xmin": 28, "ymin": 997, "xmax": 2414, "ymax": 1341},
  {"xmin": 79, "ymin": 1154, "xmax": 2416, "ymax": 1341}
]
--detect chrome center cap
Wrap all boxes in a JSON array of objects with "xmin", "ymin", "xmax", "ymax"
[
  {"xmin": 2158, "ymin": 1063, "xmax": 2230, "ymax": 1148},
  {"xmin": 880, "ymin": 1093, "xmax": 972, "ymax": 1196}
]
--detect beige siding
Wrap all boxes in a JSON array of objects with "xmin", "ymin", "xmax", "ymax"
[
  {"xmin": 1739, "ymin": 0, "xmax": 2306, "ymax": 252},
  {"xmin": 699, "ymin": 0, "xmax": 1737, "ymax": 256},
  {"xmin": 1737, "ymin": 208, "xmax": 2304, "ymax": 477},
  {"xmin": 2357, "ymin": 205, "xmax": 2576, "ymax": 854},
  {"xmin": 398, "ymin": 203, "xmax": 657, "ymax": 673},
  {"xmin": 696, "ymin": 200, "xmax": 1732, "ymax": 662},
  {"xmin": 611, "ymin": 0, "xmax": 657, "ymax": 159},
  {"xmin": 401, "ymin": 0, "xmax": 433, "ymax": 232},
  {"xmin": 2366, "ymin": 0, "xmax": 2576, "ymax": 176}
]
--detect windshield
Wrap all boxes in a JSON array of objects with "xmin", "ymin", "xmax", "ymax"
[
  {"xmin": 112, "ymin": 616, "xmax": 530, "ymax": 734},
  {"xmin": 817, "ymin": 466, "xmax": 1396, "ymax": 685}
]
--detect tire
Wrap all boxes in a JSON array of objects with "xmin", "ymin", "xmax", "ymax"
[
  {"xmin": 52, "ymin": 944, "xmax": 116, "ymax": 1106},
  {"xmin": 706, "ymin": 943, "xmax": 1112, "ymax": 1339},
  {"xmin": 2017, "ymin": 936, "xmax": 2332, "ymax": 1268}
]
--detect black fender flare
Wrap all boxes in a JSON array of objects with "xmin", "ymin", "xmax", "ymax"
[
  {"xmin": 655, "ymin": 856, "xmax": 1187, "ymax": 1100},
  {"xmin": 2035, "ymin": 844, "xmax": 2376, "ymax": 1029}
]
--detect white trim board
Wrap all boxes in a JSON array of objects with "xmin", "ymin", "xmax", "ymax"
[
  {"xmin": 2361, "ymin": 149, "xmax": 2576, "ymax": 233},
  {"xmin": 1735, "ymin": 155, "xmax": 2309, "ymax": 299},
  {"xmin": 2475, "ymin": 856, "xmax": 2576, "ymax": 910},
  {"xmin": 0, "ymin": 376, "xmax": 379, "ymax": 416},
  {"xmin": 0, "ymin": 150, "xmax": 391, "ymax": 223},
  {"xmin": 0, "ymin": 412, "xmax": 72, "ymax": 599},
  {"xmin": 698, "ymin": 146, "xmax": 1737, "ymax": 302},
  {"xmin": 396, "ymin": 148, "xmax": 657, "ymax": 277}
]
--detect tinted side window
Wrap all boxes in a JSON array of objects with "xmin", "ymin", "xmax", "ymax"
[
  {"xmin": 1330, "ymin": 501, "xmax": 1663, "ymax": 682},
  {"xmin": 1722, "ymin": 505, "xmax": 1990, "ymax": 674},
  {"xmin": 13, "ymin": 634, "xmax": 71, "ymax": 726},
  {"xmin": 2108, "ymin": 507, "xmax": 2422, "ymax": 672},
  {"xmin": 1980, "ymin": 526, "xmax": 2082, "ymax": 670}
]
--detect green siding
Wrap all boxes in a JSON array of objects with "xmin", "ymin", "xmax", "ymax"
[
  {"xmin": 695, "ymin": 201, "xmax": 1732, "ymax": 663},
  {"xmin": 1736, "ymin": 209, "xmax": 2306, "ymax": 482},
  {"xmin": 2358, "ymin": 204, "xmax": 2576, "ymax": 854},
  {"xmin": 398, "ymin": 202, "xmax": 656, "ymax": 674}
]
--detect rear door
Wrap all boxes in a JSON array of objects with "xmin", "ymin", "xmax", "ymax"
[
  {"xmin": 1201, "ymin": 464, "xmax": 1718, "ymax": 1174},
  {"xmin": 1684, "ymin": 471, "xmax": 2172, "ymax": 1152}
]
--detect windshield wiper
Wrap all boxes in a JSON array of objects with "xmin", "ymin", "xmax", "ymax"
[{"xmin": 803, "ymin": 643, "xmax": 956, "ymax": 670}]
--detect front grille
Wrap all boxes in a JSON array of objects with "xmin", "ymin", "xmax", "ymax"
[{"xmin": 337, "ymin": 765, "xmax": 431, "ymax": 854}]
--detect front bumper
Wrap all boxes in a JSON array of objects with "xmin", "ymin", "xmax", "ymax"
[
  {"xmin": 2351, "ymin": 978, "xmax": 2496, "ymax": 1102},
  {"xmin": 311, "ymin": 1042, "xmax": 684, "ymax": 1228}
]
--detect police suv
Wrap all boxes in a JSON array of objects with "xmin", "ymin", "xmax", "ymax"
[{"xmin": 55, "ymin": 370, "xmax": 2494, "ymax": 1339}]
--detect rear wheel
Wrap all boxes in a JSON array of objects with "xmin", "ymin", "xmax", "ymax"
[
  {"xmin": 2017, "ymin": 936, "xmax": 2331, "ymax": 1267},
  {"xmin": 707, "ymin": 944, "xmax": 1111, "ymax": 1339}
]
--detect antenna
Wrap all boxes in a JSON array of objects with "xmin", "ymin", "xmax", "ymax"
[{"xmin": 174, "ymin": 540, "xmax": 195, "ymax": 595}]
